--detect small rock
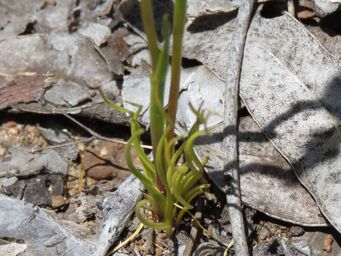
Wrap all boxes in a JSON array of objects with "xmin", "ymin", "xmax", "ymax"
[
  {"xmin": 3, "ymin": 179, "xmax": 25, "ymax": 199},
  {"xmin": 100, "ymin": 146, "xmax": 109, "ymax": 157},
  {"xmin": 0, "ymin": 144, "xmax": 68, "ymax": 177},
  {"xmin": 7, "ymin": 127, "xmax": 19, "ymax": 135},
  {"xmin": 19, "ymin": 174, "xmax": 66, "ymax": 207},
  {"xmin": 51, "ymin": 195, "xmax": 69, "ymax": 209},
  {"xmin": 0, "ymin": 145, "xmax": 5, "ymax": 156},
  {"xmin": 23, "ymin": 179, "xmax": 52, "ymax": 206},
  {"xmin": 83, "ymin": 141, "xmax": 132, "ymax": 181},
  {"xmin": 289, "ymin": 226, "xmax": 305, "ymax": 237},
  {"xmin": 323, "ymin": 234, "xmax": 334, "ymax": 253},
  {"xmin": 0, "ymin": 241, "xmax": 27, "ymax": 256},
  {"xmin": 87, "ymin": 166, "xmax": 113, "ymax": 180},
  {"xmin": 292, "ymin": 239, "xmax": 312, "ymax": 256},
  {"xmin": 78, "ymin": 22, "xmax": 111, "ymax": 46},
  {"xmin": 46, "ymin": 175, "xmax": 66, "ymax": 195},
  {"xmin": 44, "ymin": 82, "xmax": 92, "ymax": 107},
  {"xmin": 38, "ymin": 126, "xmax": 71, "ymax": 144},
  {"xmin": 297, "ymin": 10, "xmax": 316, "ymax": 19},
  {"xmin": 0, "ymin": 177, "xmax": 18, "ymax": 187},
  {"xmin": 2, "ymin": 121, "xmax": 17, "ymax": 128}
]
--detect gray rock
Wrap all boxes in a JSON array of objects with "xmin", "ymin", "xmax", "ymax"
[
  {"xmin": 0, "ymin": 144, "xmax": 68, "ymax": 178},
  {"xmin": 292, "ymin": 239, "xmax": 312, "ymax": 256},
  {"xmin": 78, "ymin": 22, "xmax": 112, "ymax": 46},
  {"xmin": 0, "ymin": 194, "xmax": 95, "ymax": 255},
  {"xmin": 44, "ymin": 81, "xmax": 93, "ymax": 107},
  {"xmin": 0, "ymin": 241, "xmax": 27, "ymax": 256},
  {"xmin": 37, "ymin": 126, "xmax": 72, "ymax": 144}
]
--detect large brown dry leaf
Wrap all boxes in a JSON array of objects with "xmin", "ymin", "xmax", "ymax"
[
  {"xmin": 180, "ymin": 67, "xmax": 327, "ymax": 226},
  {"xmin": 181, "ymin": 10, "xmax": 341, "ymax": 232},
  {"xmin": 195, "ymin": 116, "xmax": 327, "ymax": 226},
  {"xmin": 187, "ymin": 0, "xmax": 237, "ymax": 18},
  {"xmin": 240, "ymin": 12, "xmax": 341, "ymax": 233}
]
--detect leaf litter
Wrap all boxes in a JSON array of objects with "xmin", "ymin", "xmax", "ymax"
[
  {"xmin": 0, "ymin": 0, "xmax": 341, "ymax": 255},
  {"xmin": 179, "ymin": 8, "xmax": 341, "ymax": 233}
]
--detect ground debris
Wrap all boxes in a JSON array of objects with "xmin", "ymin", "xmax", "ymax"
[
  {"xmin": 0, "ymin": 194, "xmax": 95, "ymax": 255},
  {"xmin": 0, "ymin": 143, "xmax": 68, "ymax": 178}
]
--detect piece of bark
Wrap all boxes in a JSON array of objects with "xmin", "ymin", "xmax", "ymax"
[
  {"xmin": 0, "ymin": 194, "xmax": 95, "ymax": 256},
  {"xmin": 0, "ymin": 73, "xmax": 46, "ymax": 110},
  {"xmin": 95, "ymin": 175, "xmax": 143, "ymax": 256}
]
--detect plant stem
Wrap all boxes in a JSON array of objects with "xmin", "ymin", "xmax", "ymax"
[
  {"xmin": 149, "ymin": 15, "xmax": 170, "ymax": 154},
  {"xmin": 167, "ymin": 0, "xmax": 187, "ymax": 140},
  {"xmin": 140, "ymin": 0, "xmax": 159, "ymax": 71}
]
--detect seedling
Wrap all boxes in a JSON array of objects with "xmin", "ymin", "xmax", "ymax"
[{"xmin": 101, "ymin": 0, "xmax": 209, "ymax": 237}]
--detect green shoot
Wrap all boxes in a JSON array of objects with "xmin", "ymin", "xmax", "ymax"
[{"xmin": 102, "ymin": 0, "xmax": 209, "ymax": 237}]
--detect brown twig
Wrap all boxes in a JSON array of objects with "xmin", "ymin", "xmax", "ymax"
[
  {"xmin": 48, "ymin": 104, "xmax": 152, "ymax": 149},
  {"xmin": 183, "ymin": 197, "xmax": 204, "ymax": 256}
]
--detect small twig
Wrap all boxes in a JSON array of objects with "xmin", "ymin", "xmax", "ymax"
[
  {"xmin": 174, "ymin": 202, "xmax": 227, "ymax": 247},
  {"xmin": 183, "ymin": 197, "xmax": 204, "ymax": 256},
  {"xmin": 0, "ymin": 71, "xmax": 37, "ymax": 77},
  {"xmin": 222, "ymin": 0, "xmax": 254, "ymax": 255},
  {"xmin": 154, "ymin": 242, "xmax": 169, "ymax": 254},
  {"xmin": 30, "ymin": 137, "xmax": 93, "ymax": 153},
  {"xmin": 288, "ymin": 0, "xmax": 296, "ymax": 17},
  {"xmin": 224, "ymin": 240, "xmax": 234, "ymax": 256},
  {"xmin": 48, "ymin": 104, "xmax": 152, "ymax": 149},
  {"xmin": 107, "ymin": 223, "xmax": 144, "ymax": 255},
  {"xmin": 78, "ymin": 143, "xmax": 86, "ymax": 191}
]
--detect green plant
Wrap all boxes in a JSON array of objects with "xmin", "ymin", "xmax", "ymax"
[{"xmin": 101, "ymin": 0, "xmax": 209, "ymax": 237}]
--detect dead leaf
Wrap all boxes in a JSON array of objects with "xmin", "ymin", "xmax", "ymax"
[
  {"xmin": 0, "ymin": 74, "xmax": 45, "ymax": 110},
  {"xmin": 180, "ymin": 9, "xmax": 341, "ymax": 232},
  {"xmin": 187, "ymin": 0, "xmax": 237, "ymax": 18},
  {"xmin": 195, "ymin": 115, "xmax": 327, "ymax": 227},
  {"xmin": 240, "ymin": 12, "xmax": 341, "ymax": 233}
]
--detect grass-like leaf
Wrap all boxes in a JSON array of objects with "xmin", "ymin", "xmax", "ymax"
[{"xmin": 102, "ymin": 0, "xmax": 209, "ymax": 237}]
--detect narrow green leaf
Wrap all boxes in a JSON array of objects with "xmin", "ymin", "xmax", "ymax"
[
  {"xmin": 135, "ymin": 200, "xmax": 171, "ymax": 231},
  {"xmin": 167, "ymin": 0, "xmax": 187, "ymax": 140},
  {"xmin": 150, "ymin": 15, "xmax": 170, "ymax": 155},
  {"xmin": 140, "ymin": 0, "xmax": 159, "ymax": 70}
]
